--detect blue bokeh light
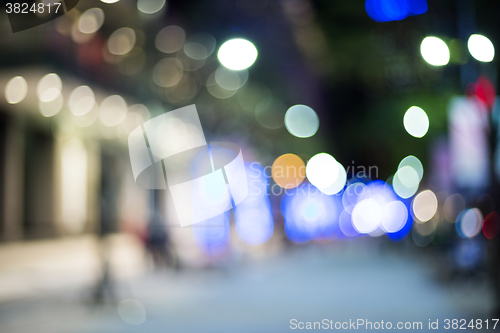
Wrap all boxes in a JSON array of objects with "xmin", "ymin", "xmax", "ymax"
[
  {"xmin": 365, "ymin": 0, "xmax": 427, "ymax": 22},
  {"xmin": 281, "ymin": 183, "xmax": 341, "ymax": 243},
  {"xmin": 234, "ymin": 163, "xmax": 274, "ymax": 245},
  {"xmin": 386, "ymin": 197, "xmax": 413, "ymax": 242},
  {"xmin": 192, "ymin": 212, "xmax": 230, "ymax": 256}
]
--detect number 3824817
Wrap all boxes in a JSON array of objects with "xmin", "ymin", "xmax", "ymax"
[
  {"xmin": 6, "ymin": 2, "xmax": 61, "ymax": 14},
  {"xmin": 444, "ymin": 319, "xmax": 499, "ymax": 330}
]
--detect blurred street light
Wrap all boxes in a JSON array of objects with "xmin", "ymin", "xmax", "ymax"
[
  {"xmin": 403, "ymin": 106, "xmax": 429, "ymax": 138},
  {"xmin": 420, "ymin": 36, "xmax": 450, "ymax": 66},
  {"xmin": 217, "ymin": 38, "xmax": 258, "ymax": 70},
  {"xmin": 468, "ymin": 34, "xmax": 495, "ymax": 62}
]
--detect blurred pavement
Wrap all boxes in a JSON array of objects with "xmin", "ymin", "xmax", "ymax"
[{"xmin": 0, "ymin": 236, "xmax": 492, "ymax": 333}]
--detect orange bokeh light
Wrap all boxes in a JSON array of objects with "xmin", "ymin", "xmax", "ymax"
[{"xmin": 272, "ymin": 153, "xmax": 306, "ymax": 189}]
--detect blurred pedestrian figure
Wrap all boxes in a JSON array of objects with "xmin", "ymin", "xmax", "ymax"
[
  {"xmin": 91, "ymin": 150, "xmax": 120, "ymax": 305},
  {"xmin": 145, "ymin": 190, "xmax": 179, "ymax": 270}
]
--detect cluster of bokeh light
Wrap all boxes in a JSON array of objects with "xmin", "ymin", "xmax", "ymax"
[
  {"xmin": 392, "ymin": 155, "xmax": 423, "ymax": 198},
  {"xmin": 409, "ymin": 191, "xmax": 500, "ymax": 247},
  {"xmin": 351, "ymin": 180, "xmax": 409, "ymax": 235},
  {"xmin": 420, "ymin": 34, "xmax": 494, "ymax": 67},
  {"xmin": 54, "ymin": 2, "xmax": 263, "ymax": 107},
  {"xmin": 5, "ymin": 0, "xmax": 500, "ymax": 257},
  {"xmin": 281, "ymin": 178, "xmax": 414, "ymax": 243},
  {"xmin": 306, "ymin": 153, "xmax": 346, "ymax": 195},
  {"xmin": 3, "ymin": 72, "xmax": 151, "ymax": 138}
]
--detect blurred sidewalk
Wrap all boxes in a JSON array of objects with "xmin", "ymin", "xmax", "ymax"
[
  {"xmin": 0, "ymin": 237, "xmax": 493, "ymax": 333},
  {"xmin": 0, "ymin": 234, "xmax": 146, "ymax": 303}
]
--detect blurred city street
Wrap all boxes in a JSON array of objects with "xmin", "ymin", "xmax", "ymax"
[
  {"xmin": 0, "ymin": 0, "xmax": 499, "ymax": 331},
  {"xmin": 0, "ymin": 236, "xmax": 492, "ymax": 332}
]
